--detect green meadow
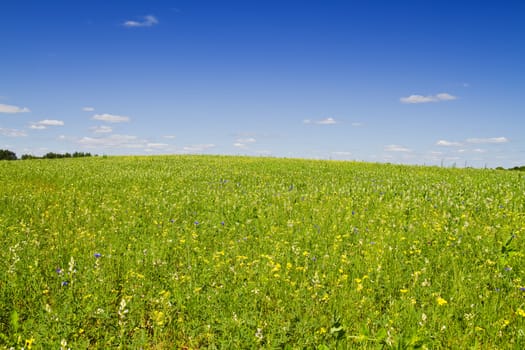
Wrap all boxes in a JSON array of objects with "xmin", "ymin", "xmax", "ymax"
[{"xmin": 1, "ymin": 155, "xmax": 524, "ymax": 349}]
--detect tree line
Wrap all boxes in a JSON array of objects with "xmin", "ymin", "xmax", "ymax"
[{"xmin": 0, "ymin": 149, "xmax": 94, "ymax": 160}]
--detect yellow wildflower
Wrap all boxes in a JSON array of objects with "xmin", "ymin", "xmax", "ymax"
[
  {"xmin": 152, "ymin": 310, "xmax": 165, "ymax": 327},
  {"xmin": 436, "ymin": 297, "xmax": 448, "ymax": 306},
  {"xmin": 25, "ymin": 338, "xmax": 35, "ymax": 349}
]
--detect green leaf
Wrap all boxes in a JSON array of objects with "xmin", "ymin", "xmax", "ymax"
[{"xmin": 10, "ymin": 310, "xmax": 19, "ymax": 333}]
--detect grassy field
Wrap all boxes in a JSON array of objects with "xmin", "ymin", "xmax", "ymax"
[{"xmin": 1, "ymin": 155, "xmax": 524, "ymax": 349}]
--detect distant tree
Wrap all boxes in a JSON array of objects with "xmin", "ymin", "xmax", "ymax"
[
  {"xmin": 0, "ymin": 149, "xmax": 17, "ymax": 160},
  {"xmin": 73, "ymin": 152, "xmax": 92, "ymax": 158},
  {"xmin": 21, "ymin": 154, "xmax": 38, "ymax": 160},
  {"xmin": 43, "ymin": 152, "xmax": 57, "ymax": 159},
  {"xmin": 19, "ymin": 151, "xmax": 95, "ymax": 160}
]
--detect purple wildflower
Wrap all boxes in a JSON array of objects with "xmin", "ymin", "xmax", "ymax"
[
  {"xmin": 94, "ymin": 253, "xmax": 102, "ymax": 258},
  {"xmin": 61, "ymin": 281, "xmax": 69, "ymax": 286},
  {"xmin": 55, "ymin": 268, "xmax": 63, "ymax": 274},
  {"xmin": 520, "ymin": 287, "xmax": 525, "ymax": 292}
]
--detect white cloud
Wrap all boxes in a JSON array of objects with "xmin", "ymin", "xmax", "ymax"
[
  {"xmin": 144, "ymin": 143, "xmax": 173, "ymax": 153},
  {"xmin": 351, "ymin": 122, "xmax": 363, "ymax": 127},
  {"xmin": 146, "ymin": 143, "xmax": 169, "ymax": 148},
  {"xmin": 466, "ymin": 137, "xmax": 509, "ymax": 144},
  {"xmin": 90, "ymin": 125, "xmax": 113, "ymax": 133},
  {"xmin": 400, "ymin": 93, "xmax": 457, "ymax": 104},
  {"xmin": 232, "ymin": 136, "xmax": 256, "ymax": 149},
  {"xmin": 163, "ymin": 135, "xmax": 176, "ymax": 139},
  {"xmin": 304, "ymin": 117, "xmax": 338, "ymax": 125},
  {"xmin": 78, "ymin": 134, "xmax": 142, "ymax": 148},
  {"xmin": 436, "ymin": 140, "xmax": 463, "ymax": 147},
  {"xmin": 435, "ymin": 93, "xmax": 456, "ymax": 101},
  {"xmin": 30, "ymin": 119, "xmax": 64, "ymax": 129},
  {"xmin": 39, "ymin": 119, "xmax": 64, "ymax": 126},
  {"xmin": 332, "ymin": 151, "xmax": 352, "ymax": 156},
  {"xmin": 317, "ymin": 117, "xmax": 337, "ymax": 125},
  {"xmin": 237, "ymin": 137, "xmax": 256, "ymax": 144},
  {"xmin": 384, "ymin": 144, "xmax": 412, "ymax": 152},
  {"xmin": 0, "ymin": 127, "xmax": 27, "ymax": 137},
  {"xmin": 0, "ymin": 103, "xmax": 30, "ymax": 114},
  {"xmin": 401, "ymin": 95, "xmax": 435, "ymax": 104},
  {"xmin": 183, "ymin": 144, "xmax": 216, "ymax": 152},
  {"xmin": 123, "ymin": 15, "xmax": 158, "ymax": 28},
  {"xmin": 234, "ymin": 137, "xmax": 257, "ymax": 148},
  {"xmin": 64, "ymin": 133, "xmax": 175, "ymax": 153},
  {"xmin": 82, "ymin": 107, "xmax": 95, "ymax": 112},
  {"xmin": 92, "ymin": 113, "xmax": 130, "ymax": 123}
]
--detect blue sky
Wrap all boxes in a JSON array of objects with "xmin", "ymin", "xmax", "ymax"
[{"xmin": 1, "ymin": 0, "xmax": 524, "ymax": 167}]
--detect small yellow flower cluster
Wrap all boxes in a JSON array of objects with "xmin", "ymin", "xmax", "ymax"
[
  {"xmin": 436, "ymin": 296, "xmax": 448, "ymax": 306},
  {"xmin": 355, "ymin": 275, "xmax": 369, "ymax": 292}
]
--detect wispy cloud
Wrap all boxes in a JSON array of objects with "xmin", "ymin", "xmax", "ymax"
[
  {"xmin": 82, "ymin": 107, "xmax": 95, "ymax": 112},
  {"xmin": 78, "ymin": 134, "xmax": 142, "ymax": 148},
  {"xmin": 384, "ymin": 144, "xmax": 412, "ymax": 152},
  {"xmin": 146, "ymin": 143, "xmax": 169, "ymax": 148},
  {"xmin": 331, "ymin": 151, "xmax": 352, "ymax": 156},
  {"xmin": 466, "ymin": 137, "xmax": 509, "ymax": 144},
  {"xmin": 0, "ymin": 103, "xmax": 30, "ymax": 114},
  {"xmin": 303, "ymin": 117, "xmax": 338, "ymax": 125},
  {"xmin": 41, "ymin": 119, "xmax": 64, "ymax": 126},
  {"xmin": 400, "ymin": 93, "xmax": 457, "ymax": 104},
  {"xmin": 30, "ymin": 119, "xmax": 64, "ymax": 129},
  {"xmin": 436, "ymin": 140, "xmax": 463, "ymax": 147},
  {"xmin": 30, "ymin": 124, "xmax": 47, "ymax": 130},
  {"xmin": 0, "ymin": 127, "xmax": 27, "ymax": 137},
  {"xmin": 123, "ymin": 15, "xmax": 158, "ymax": 28},
  {"xmin": 233, "ymin": 137, "xmax": 256, "ymax": 148},
  {"xmin": 144, "ymin": 143, "xmax": 172, "ymax": 152},
  {"xmin": 62, "ymin": 133, "xmax": 174, "ymax": 153},
  {"xmin": 163, "ymin": 135, "xmax": 176, "ymax": 139},
  {"xmin": 183, "ymin": 144, "xmax": 216, "ymax": 152},
  {"xmin": 90, "ymin": 125, "xmax": 113, "ymax": 134},
  {"xmin": 92, "ymin": 113, "xmax": 130, "ymax": 123}
]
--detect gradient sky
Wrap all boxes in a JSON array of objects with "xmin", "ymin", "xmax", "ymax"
[{"xmin": 1, "ymin": 0, "xmax": 524, "ymax": 167}]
